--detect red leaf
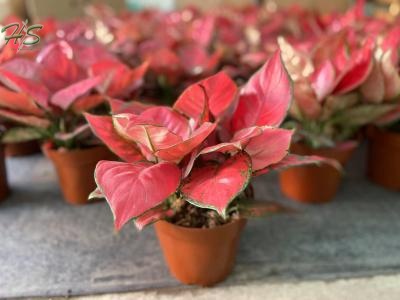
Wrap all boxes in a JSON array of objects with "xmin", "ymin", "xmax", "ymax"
[
  {"xmin": 91, "ymin": 60, "xmax": 148, "ymax": 98},
  {"xmin": 263, "ymin": 154, "xmax": 342, "ymax": 174},
  {"xmin": 181, "ymin": 152, "xmax": 251, "ymax": 216},
  {"xmin": 109, "ymin": 99, "xmax": 153, "ymax": 114},
  {"xmin": 85, "ymin": 113, "xmax": 143, "ymax": 162},
  {"xmin": 36, "ymin": 41, "xmax": 83, "ymax": 91},
  {"xmin": 245, "ymin": 128, "xmax": 293, "ymax": 171},
  {"xmin": 173, "ymin": 71, "xmax": 237, "ymax": 120},
  {"xmin": 95, "ymin": 160, "xmax": 181, "ymax": 230},
  {"xmin": 140, "ymin": 107, "xmax": 191, "ymax": 138},
  {"xmin": 311, "ymin": 60, "xmax": 336, "ymax": 101},
  {"xmin": 134, "ymin": 207, "xmax": 174, "ymax": 230},
  {"xmin": 72, "ymin": 94, "xmax": 105, "ymax": 113},
  {"xmin": 113, "ymin": 114, "xmax": 183, "ymax": 153},
  {"xmin": 333, "ymin": 39, "xmax": 374, "ymax": 95},
  {"xmin": 155, "ymin": 122, "xmax": 216, "ymax": 163},
  {"xmin": 0, "ymin": 86, "xmax": 44, "ymax": 116},
  {"xmin": 1, "ymin": 58, "xmax": 38, "ymax": 79},
  {"xmin": 0, "ymin": 108, "xmax": 50, "ymax": 128},
  {"xmin": 232, "ymin": 50, "xmax": 292, "ymax": 131},
  {"xmin": 0, "ymin": 69, "xmax": 49, "ymax": 109},
  {"xmin": 50, "ymin": 75, "xmax": 104, "ymax": 110}
]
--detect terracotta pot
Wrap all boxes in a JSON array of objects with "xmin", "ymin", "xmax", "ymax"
[
  {"xmin": 5, "ymin": 140, "xmax": 40, "ymax": 157},
  {"xmin": 154, "ymin": 218, "xmax": 247, "ymax": 286},
  {"xmin": 43, "ymin": 143, "xmax": 115, "ymax": 205},
  {"xmin": 279, "ymin": 142, "xmax": 356, "ymax": 204},
  {"xmin": 0, "ymin": 145, "xmax": 10, "ymax": 201},
  {"xmin": 367, "ymin": 126, "xmax": 400, "ymax": 190}
]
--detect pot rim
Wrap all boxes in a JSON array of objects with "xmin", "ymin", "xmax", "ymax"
[{"xmin": 156, "ymin": 218, "xmax": 247, "ymax": 233}]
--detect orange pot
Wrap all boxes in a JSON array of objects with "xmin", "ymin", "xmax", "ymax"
[
  {"xmin": 43, "ymin": 143, "xmax": 115, "ymax": 205},
  {"xmin": 279, "ymin": 142, "xmax": 356, "ymax": 204},
  {"xmin": 5, "ymin": 140, "xmax": 40, "ymax": 157},
  {"xmin": 367, "ymin": 127, "xmax": 400, "ymax": 190},
  {"xmin": 0, "ymin": 145, "xmax": 9, "ymax": 201},
  {"xmin": 154, "ymin": 219, "xmax": 247, "ymax": 286}
]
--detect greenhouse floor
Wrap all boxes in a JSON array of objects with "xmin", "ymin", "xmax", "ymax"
[{"xmin": 1, "ymin": 145, "xmax": 400, "ymax": 299}]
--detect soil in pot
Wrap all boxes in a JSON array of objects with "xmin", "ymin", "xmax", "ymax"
[
  {"xmin": 279, "ymin": 142, "xmax": 356, "ymax": 204},
  {"xmin": 0, "ymin": 145, "xmax": 9, "ymax": 201},
  {"xmin": 43, "ymin": 143, "xmax": 115, "ymax": 205},
  {"xmin": 5, "ymin": 140, "xmax": 41, "ymax": 157},
  {"xmin": 154, "ymin": 217, "xmax": 247, "ymax": 286},
  {"xmin": 367, "ymin": 126, "xmax": 400, "ymax": 190}
]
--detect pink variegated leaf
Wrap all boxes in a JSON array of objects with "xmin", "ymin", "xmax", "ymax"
[
  {"xmin": 334, "ymin": 39, "xmax": 374, "ymax": 95},
  {"xmin": 155, "ymin": 122, "xmax": 216, "ymax": 163},
  {"xmin": 91, "ymin": 60, "xmax": 148, "ymax": 98},
  {"xmin": 0, "ymin": 69, "xmax": 49, "ymax": 109},
  {"xmin": 381, "ymin": 51, "xmax": 400, "ymax": 100},
  {"xmin": 141, "ymin": 107, "xmax": 191, "ymax": 138},
  {"xmin": 85, "ymin": 113, "xmax": 143, "ymax": 162},
  {"xmin": 181, "ymin": 152, "xmax": 252, "ymax": 216},
  {"xmin": 189, "ymin": 16, "xmax": 215, "ymax": 47},
  {"xmin": 134, "ymin": 206, "xmax": 174, "ymax": 230},
  {"xmin": 36, "ymin": 41, "xmax": 82, "ymax": 91},
  {"xmin": 54, "ymin": 124, "xmax": 90, "ymax": 142},
  {"xmin": 260, "ymin": 154, "xmax": 342, "ymax": 175},
  {"xmin": 0, "ymin": 86, "xmax": 44, "ymax": 116},
  {"xmin": 199, "ymin": 126, "xmax": 263, "ymax": 155},
  {"xmin": 374, "ymin": 103, "xmax": 400, "ymax": 125},
  {"xmin": 71, "ymin": 94, "xmax": 106, "ymax": 113},
  {"xmin": 293, "ymin": 79, "xmax": 321, "ymax": 119},
  {"xmin": 360, "ymin": 57, "xmax": 385, "ymax": 103},
  {"xmin": 0, "ymin": 108, "xmax": 50, "ymax": 128},
  {"xmin": 109, "ymin": 99, "xmax": 154, "ymax": 114},
  {"xmin": 113, "ymin": 114, "xmax": 183, "ymax": 153},
  {"xmin": 232, "ymin": 50, "xmax": 292, "ymax": 131},
  {"xmin": 50, "ymin": 75, "xmax": 104, "ymax": 110},
  {"xmin": 311, "ymin": 60, "xmax": 336, "ymax": 101},
  {"xmin": 95, "ymin": 160, "xmax": 181, "ymax": 230},
  {"xmin": 245, "ymin": 128, "xmax": 293, "ymax": 171},
  {"xmin": 381, "ymin": 26, "xmax": 400, "ymax": 64},
  {"xmin": 1, "ymin": 58, "xmax": 38, "ymax": 79},
  {"xmin": 174, "ymin": 71, "xmax": 237, "ymax": 121}
]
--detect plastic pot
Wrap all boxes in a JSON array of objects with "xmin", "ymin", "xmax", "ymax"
[
  {"xmin": 43, "ymin": 143, "xmax": 115, "ymax": 205},
  {"xmin": 367, "ymin": 126, "xmax": 400, "ymax": 190},
  {"xmin": 279, "ymin": 142, "xmax": 356, "ymax": 204},
  {"xmin": 0, "ymin": 145, "xmax": 9, "ymax": 201},
  {"xmin": 154, "ymin": 218, "xmax": 247, "ymax": 286},
  {"xmin": 5, "ymin": 140, "xmax": 40, "ymax": 157}
]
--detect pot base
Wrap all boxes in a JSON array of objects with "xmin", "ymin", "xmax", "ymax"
[
  {"xmin": 367, "ymin": 127, "xmax": 400, "ymax": 191},
  {"xmin": 154, "ymin": 219, "xmax": 246, "ymax": 286},
  {"xmin": 279, "ymin": 142, "xmax": 356, "ymax": 204},
  {"xmin": 5, "ymin": 140, "xmax": 40, "ymax": 157},
  {"xmin": 43, "ymin": 144, "xmax": 115, "ymax": 205},
  {"xmin": 0, "ymin": 145, "xmax": 9, "ymax": 201}
]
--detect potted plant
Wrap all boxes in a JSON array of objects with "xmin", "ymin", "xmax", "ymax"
[
  {"xmin": 360, "ymin": 26, "xmax": 400, "ymax": 190},
  {"xmin": 0, "ymin": 40, "xmax": 137, "ymax": 205},
  {"xmin": 278, "ymin": 33, "xmax": 394, "ymax": 203},
  {"xmin": 0, "ymin": 121, "xmax": 9, "ymax": 201},
  {"xmin": 86, "ymin": 51, "xmax": 335, "ymax": 286}
]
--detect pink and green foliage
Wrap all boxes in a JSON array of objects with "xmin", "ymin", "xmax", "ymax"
[
  {"xmin": 0, "ymin": 39, "xmax": 147, "ymax": 148},
  {"xmin": 280, "ymin": 27, "xmax": 397, "ymax": 148},
  {"xmin": 86, "ymin": 51, "xmax": 337, "ymax": 231},
  {"xmin": 360, "ymin": 25, "xmax": 400, "ymax": 127}
]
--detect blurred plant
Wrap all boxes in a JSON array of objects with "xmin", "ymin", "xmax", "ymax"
[
  {"xmin": 280, "ymin": 29, "xmax": 396, "ymax": 148},
  {"xmin": 0, "ymin": 40, "xmax": 114, "ymax": 149}
]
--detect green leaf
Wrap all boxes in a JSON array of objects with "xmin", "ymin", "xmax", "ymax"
[
  {"xmin": 333, "ymin": 104, "xmax": 396, "ymax": 127},
  {"xmin": 1, "ymin": 127, "xmax": 42, "ymax": 143}
]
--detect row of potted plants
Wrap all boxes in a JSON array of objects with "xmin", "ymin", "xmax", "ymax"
[{"xmin": 0, "ymin": 1, "xmax": 399, "ymax": 287}]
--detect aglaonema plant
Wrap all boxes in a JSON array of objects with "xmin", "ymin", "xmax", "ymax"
[
  {"xmin": 279, "ymin": 32, "xmax": 397, "ymax": 149},
  {"xmin": 0, "ymin": 40, "xmax": 147, "ymax": 149},
  {"xmin": 85, "ymin": 51, "xmax": 336, "ymax": 231}
]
